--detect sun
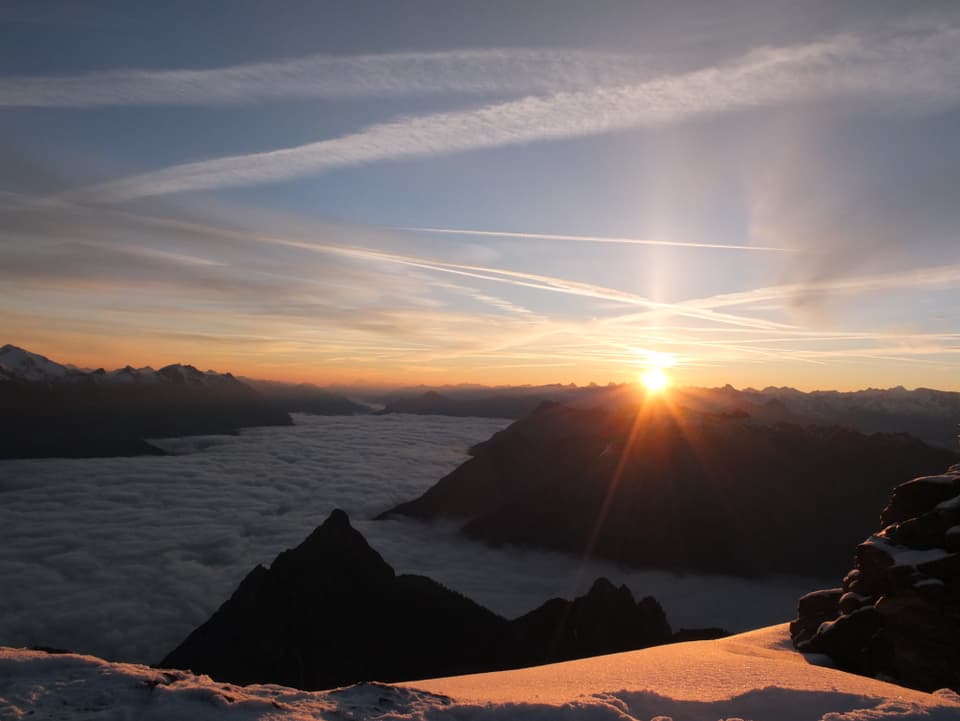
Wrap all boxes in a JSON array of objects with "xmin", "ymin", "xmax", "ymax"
[{"xmin": 641, "ymin": 367, "xmax": 670, "ymax": 393}]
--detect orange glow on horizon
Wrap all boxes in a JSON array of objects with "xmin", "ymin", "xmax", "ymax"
[{"xmin": 6, "ymin": 324, "xmax": 960, "ymax": 392}]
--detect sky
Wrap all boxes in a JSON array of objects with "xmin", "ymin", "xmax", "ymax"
[{"xmin": 1, "ymin": 0, "xmax": 959, "ymax": 390}]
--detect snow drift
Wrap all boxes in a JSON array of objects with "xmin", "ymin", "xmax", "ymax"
[{"xmin": 2, "ymin": 625, "xmax": 958, "ymax": 720}]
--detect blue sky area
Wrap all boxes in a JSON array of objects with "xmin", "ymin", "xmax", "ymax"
[{"xmin": 1, "ymin": 1, "xmax": 959, "ymax": 388}]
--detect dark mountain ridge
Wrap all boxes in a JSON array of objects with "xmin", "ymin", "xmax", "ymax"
[
  {"xmin": 242, "ymin": 378, "xmax": 371, "ymax": 416},
  {"xmin": 381, "ymin": 399, "xmax": 958, "ymax": 577},
  {"xmin": 0, "ymin": 345, "xmax": 291, "ymax": 459},
  {"xmin": 368, "ymin": 383, "xmax": 960, "ymax": 449},
  {"xmin": 374, "ymin": 390, "xmax": 542, "ymax": 418},
  {"xmin": 160, "ymin": 509, "xmax": 701, "ymax": 690}
]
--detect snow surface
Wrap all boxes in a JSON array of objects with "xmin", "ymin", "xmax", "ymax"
[
  {"xmin": 862, "ymin": 535, "xmax": 952, "ymax": 567},
  {"xmin": 104, "ymin": 365, "xmax": 161, "ymax": 384},
  {"xmin": 0, "ymin": 344, "xmax": 69, "ymax": 382},
  {"xmin": 0, "ymin": 415, "xmax": 824, "ymax": 664},
  {"xmin": 2, "ymin": 626, "xmax": 958, "ymax": 720}
]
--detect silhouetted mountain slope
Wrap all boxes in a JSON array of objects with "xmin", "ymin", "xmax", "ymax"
[
  {"xmin": 792, "ymin": 464, "xmax": 960, "ymax": 693},
  {"xmin": 381, "ymin": 400, "xmax": 958, "ymax": 577},
  {"xmin": 375, "ymin": 390, "xmax": 541, "ymax": 418},
  {"xmin": 370, "ymin": 382, "xmax": 960, "ymax": 448},
  {"xmin": 243, "ymin": 379, "xmax": 371, "ymax": 415},
  {"xmin": 704, "ymin": 385, "xmax": 960, "ymax": 450},
  {"xmin": 0, "ymin": 345, "xmax": 291, "ymax": 459},
  {"xmin": 161, "ymin": 509, "xmax": 686, "ymax": 690}
]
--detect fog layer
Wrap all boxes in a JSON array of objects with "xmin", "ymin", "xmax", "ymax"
[{"xmin": 1, "ymin": 414, "xmax": 822, "ymax": 662}]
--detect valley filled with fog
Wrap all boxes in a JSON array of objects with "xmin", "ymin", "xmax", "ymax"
[{"xmin": 1, "ymin": 414, "xmax": 825, "ymax": 664}]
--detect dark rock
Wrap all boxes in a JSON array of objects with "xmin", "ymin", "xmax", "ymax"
[
  {"xmin": 161, "ymin": 509, "xmax": 677, "ymax": 690},
  {"xmin": 510, "ymin": 579, "xmax": 672, "ymax": 665},
  {"xmin": 789, "ymin": 589, "xmax": 842, "ymax": 646},
  {"xmin": 880, "ymin": 475, "xmax": 960, "ymax": 526},
  {"xmin": 791, "ymin": 464, "xmax": 960, "ymax": 693},
  {"xmin": 882, "ymin": 513, "xmax": 951, "ymax": 550},
  {"xmin": 917, "ymin": 552, "xmax": 960, "ymax": 580},
  {"xmin": 947, "ymin": 526, "xmax": 960, "ymax": 553},
  {"xmin": 799, "ymin": 607, "xmax": 885, "ymax": 672},
  {"xmin": 670, "ymin": 627, "xmax": 731, "ymax": 642},
  {"xmin": 839, "ymin": 591, "xmax": 871, "ymax": 614},
  {"xmin": 29, "ymin": 646, "xmax": 74, "ymax": 655}
]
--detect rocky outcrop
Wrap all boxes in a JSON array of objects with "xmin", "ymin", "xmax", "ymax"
[
  {"xmin": 381, "ymin": 401, "xmax": 958, "ymax": 577},
  {"xmin": 161, "ymin": 509, "xmax": 680, "ymax": 690},
  {"xmin": 791, "ymin": 464, "xmax": 960, "ymax": 692}
]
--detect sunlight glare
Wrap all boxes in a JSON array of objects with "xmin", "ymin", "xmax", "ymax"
[{"xmin": 641, "ymin": 367, "xmax": 670, "ymax": 393}]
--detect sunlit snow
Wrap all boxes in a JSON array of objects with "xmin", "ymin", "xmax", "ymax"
[{"xmin": 2, "ymin": 626, "xmax": 958, "ymax": 720}]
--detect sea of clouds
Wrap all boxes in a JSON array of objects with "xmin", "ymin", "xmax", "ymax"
[{"xmin": 0, "ymin": 414, "xmax": 824, "ymax": 664}]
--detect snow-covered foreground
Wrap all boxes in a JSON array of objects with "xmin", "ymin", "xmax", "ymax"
[{"xmin": 2, "ymin": 626, "xmax": 958, "ymax": 721}]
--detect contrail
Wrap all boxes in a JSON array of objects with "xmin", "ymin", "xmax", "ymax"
[
  {"xmin": 400, "ymin": 226, "xmax": 795, "ymax": 252},
  {"xmin": 0, "ymin": 49, "xmax": 646, "ymax": 108},
  {"xmin": 73, "ymin": 23, "xmax": 960, "ymax": 202}
]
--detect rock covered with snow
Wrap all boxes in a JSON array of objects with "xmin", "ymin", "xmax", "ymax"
[{"xmin": 791, "ymin": 464, "xmax": 960, "ymax": 692}]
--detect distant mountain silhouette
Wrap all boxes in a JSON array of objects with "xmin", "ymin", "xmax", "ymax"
[
  {"xmin": 0, "ymin": 345, "xmax": 291, "ymax": 459},
  {"xmin": 381, "ymin": 400, "xmax": 959, "ymax": 577},
  {"xmin": 160, "ymin": 509, "xmax": 703, "ymax": 690},
  {"xmin": 370, "ymin": 382, "xmax": 960, "ymax": 448},
  {"xmin": 375, "ymin": 390, "xmax": 542, "ymax": 418},
  {"xmin": 243, "ymin": 378, "xmax": 372, "ymax": 416},
  {"xmin": 702, "ymin": 385, "xmax": 960, "ymax": 450}
]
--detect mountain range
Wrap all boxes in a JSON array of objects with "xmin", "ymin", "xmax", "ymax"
[
  {"xmin": 381, "ymin": 399, "xmax": 959, "ymax": 577},
  {"xmin": 160, "ymin": 508, "xmax": 717, "ymax": 690},
  {"xmin": 0, "ymin": 345, "xmax": 292, "ymax": 459},
  {"xmin": 373, "ymin": 383, "xmax": 960, "ymax": 449}
]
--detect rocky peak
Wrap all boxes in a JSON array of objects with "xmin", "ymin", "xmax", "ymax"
[
  {"xmin": 0, "ymin": 344, "xmax": 69, "ymax": 381},
  {"xmin": 161, "ymin": 510, "xmax": 679, "ymax": 690},
  {"xmin": 270, "ymin": 506, "xmax": 395, "ymax": 588}
]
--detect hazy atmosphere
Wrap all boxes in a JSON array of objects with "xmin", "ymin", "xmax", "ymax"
[{"xmin": 3, "ymin": 1, "xmax": 959, "ymax": 388}]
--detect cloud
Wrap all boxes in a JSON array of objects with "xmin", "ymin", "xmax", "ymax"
[
  {"xmin": 681, "ymin": 265, "xmax": 960, "ymax": 311},
  {"xmin": 6, "ymin": 190, "xmax": 958, "ymax": 379},
  {"xmin": 0, "ymin": 192, "xmax": 798, "ymax": 335},
  {"xmin": 401, "ymin": 226, "xmax": 794, "ymax": 252},
  {"xmin": 0, "ymin": 415, "xmax": 822, "ymax": 664},
  {"xmin": 0, "ymin": 49, "xmax": 651, "ymax": 108},
  {"xmin": 75, "ymin": 21, "xmax": 960, "ymax": 201}
]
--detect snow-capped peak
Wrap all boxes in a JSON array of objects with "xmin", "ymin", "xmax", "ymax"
[
  {"xmin": 0, "ymin": 344, "xmax": 70, "ymax": 382},
  {"xmin": 105, "ymin": 365, "xmax": 161, "ymax": 384},
  {"xmin": 0, "ymin": 345, "xmax": 241, "ymax": 388},
  {"xmin": 156, "ymin": 364, "xmax": 240, "ymax": 388}
]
